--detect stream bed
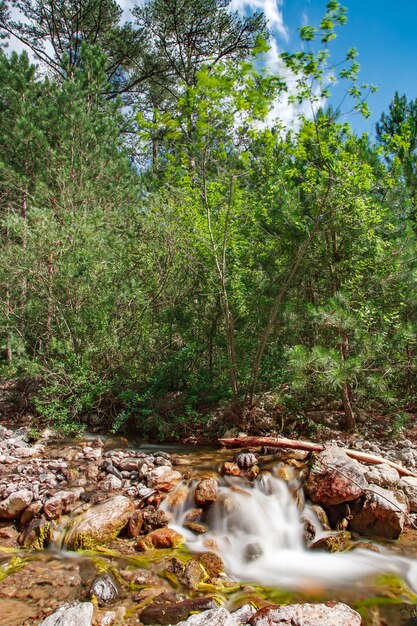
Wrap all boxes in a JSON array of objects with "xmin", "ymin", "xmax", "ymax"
[{"xmin": 1, "ymin": 429, "xmax": 417, "ymax": 625}]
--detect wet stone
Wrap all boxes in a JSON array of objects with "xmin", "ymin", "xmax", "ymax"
[
  {"xmin": 194, "ymin": 478, "xmax": 218, "ymax": 508},
  {"xmin": 234, "ymin": 452, "xmax": 258, "ymax": 470},
  {"xmin": 136, "ymin": 527, "xmax": 183, "ymax": 551},
  {"xmin": 90, "ymin": 571, "xmax": 120, "ymax": 606}
]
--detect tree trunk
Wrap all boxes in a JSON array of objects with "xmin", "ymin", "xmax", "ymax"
[
  {"xmin": 340, "ymin": 334, "xmax": 356, "ymax": 430},
  {"xmin": 247, "ymin": 213, "xmax": 323, "ymax": 405},
  {"xmin": 45, "ymin": 251, "xmax": 54, "ymax": 352},
  {"xmin": 5, "ymin": 285, "xmax": 12, "ymax": 366},
  {"xmin": 218, "ymin": 435, "xmax": 417, "ymax": 478},
  {"xmin": 20, "ymin": 187, "xmax": 28, "ymax": 335}
]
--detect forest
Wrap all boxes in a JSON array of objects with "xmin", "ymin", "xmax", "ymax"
[{"xmin": 1, "ymin": 0, "xmax": 416, "ymax": 439}]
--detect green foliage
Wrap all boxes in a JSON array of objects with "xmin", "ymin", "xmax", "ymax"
[{"xmin": 0, "ymin": 2, "xmax": 416, "ymax": 438}]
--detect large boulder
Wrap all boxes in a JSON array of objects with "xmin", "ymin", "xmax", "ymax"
[
  {"xmin": 64, "ymin": 495, "xmax": 134, "ymax": 550},
  {"xmin": 304, "ymin": 447, "xmax": 368, "ymax": 506},
  {"xmin": 398, "ymin": 476, "xmax": 417, "ymax": 512},
  {"xmin": 39, "ymin": 602, "xmax": 93, "ymax": 626},
  {"xmin": 0, "ymin": 489, "xmax": 33, "ymax": 520},
  {"xmin": 147, "ymin": 466, "xmax": 182, "ymax": 492},
  {"xmin": 249, "ymin": 602, "xmax": 361, "ymax": 626},
  {"xmin": 350, "ymin": 484, "xmax": 409, "ymax": 539}
]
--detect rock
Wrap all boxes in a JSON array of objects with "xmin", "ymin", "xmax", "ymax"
[
  {"xmin": 309, "ymin": 531, "xmax": 351, "ymax": 552},
  {"xmin": 194, "ymin": 478, "xmax": 218, "ymax": 508},
  {"xmin": 0, "ymin": 489, "xmax": 33, "ymax": 520},
  {"xmin": 177, "ymin": 607, "xmax": 237, "ymax": 626},
  {"xmin": 221, "ymin": 462, "xmax": 241, "ymax": 477},
  {"xmin": 64, "ymin": 495, "xmax": 135, "ymax": 550},
  {"xmin": 310, "ymin": 504, "xmax": 331, "ymax": 530},
  {"xmin": 20, "ymin": 499, "xmax": 43, "ymax": 525},
  {"xmin": 234, "ymin": 452, "xmax": 258, "ymax": 469},
  {"xmin": 147, "ymin": 466, "xmax": 182, "ymax": 492},
  {"xmin": 302, "ymin": 516, "xmax": 316, "ymax": 542},
  {"xmin": 39, "ymin": 602, "xmax": 94, "ymax": 626},
  {"xmin": 364, "ymin": 463, "xmax": 400, "ymax": 488},
  {"xmin": 0, "ymin": 425, "xmax": 13, "ymax": 439},
  {"xmin": 136, "ymin": 527, "xmax": 183, "ymax": 551},
  {"xmin": 90, "ymin": 572, "xmax": 120, "ymax": 606},
  {"xmin": 127, "ymin": 509, "xmax": 144, "ymax": 537},
  {"xmin": 246, "ymin": 465, "xmax": 260, "ymax": 480},
  {"xmin": 350, "ymin": 485, "xmax": 409, "ymax": 539},
  {"xmin": 184, "ymin": 508, "xmax": 203, "ymax": 522},
  {"xmin": 249, "ymin": 602, "xmax": 361, "ymax": 626},
  {"xmin": 232, "ymin": 604, "xmax": 256, "ymax": 624},
  {"xmin": 171, "ymin": 559, "xmax": 208, "ymax": 590},
  {"xmin": 140, "ymin": 597, "xmax": 218, "ymax": 625},
  {"xmin": 398, "ymin": 477, "xmax": 417, "ymax": 512},
  {"xmin": 18, "ymin": 517, "xmax": 51, "ymax": 549},
  {"xmin": 127, "ymin": 506, "xmax": 168, "ymax": 538},
  {"xmin": 304, "ymin": 447, "xmax": 368, "ymax": 506},
  {"xmin": 93, "ymin": 607, "xmax": 126, "ymax": 626},
  {"xmin": 184, "ymin": 521, "xmax": 208, "ymax": 534},
  {"xmin": 119, "ymin": 458, "xmax": 142, "ymax": 472},
  {"xmin": 198, "ymin": 552, "xmax": 225, "ymax": 577},
  {"xmin": 99, "ymin": 475, "xmax": 122, "ymax": 492},
  {"xmin": 244, "ymin": 542, "xmax": 263, "ymax": 562},
  {"xmin": 43, "ymin": 489, "xmax": 83, "ymax": 520}
]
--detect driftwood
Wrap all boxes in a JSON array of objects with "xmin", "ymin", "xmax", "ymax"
[{"xmin": 218, "ymin": 435, "xmax": 417, "ymax": 479}]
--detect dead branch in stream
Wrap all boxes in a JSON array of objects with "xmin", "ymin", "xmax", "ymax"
[{"xmin": 218, "ymin": 435, "xmax": 417, "ymax": 478}]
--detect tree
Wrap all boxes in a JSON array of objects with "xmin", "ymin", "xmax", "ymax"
[
  {"xmin": 0, "ymin": 0, "xmax": 158, "ymax": 98},
  {"xmin": 376, "ymin": 92, "xmax": 417, "ymax": 218}
]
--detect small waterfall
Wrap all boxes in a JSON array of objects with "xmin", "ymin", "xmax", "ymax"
[{"xmin": 164, "ymin": 473, "xmax": 417, "ymax": 593}]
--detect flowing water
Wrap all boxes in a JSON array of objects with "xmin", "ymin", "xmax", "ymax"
[{"xmin": 165, "ymin": 472, "xmax": 417, "ymax": 593}]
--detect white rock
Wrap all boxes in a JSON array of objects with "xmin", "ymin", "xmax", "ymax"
[
  {"xmin": 231, "ymin": 604, "xmax": 256, "ymax": 624},
  {"xmin": 364, "ymin": 463, "xmax": 400, "ymax": 488},
  {"xmin": 177, "ymin": 607, "xmax": 237, "ymax": 626},
  {"xmin": 250, "ymin": 602, "xmax": 361, "ymax": 626},
  {"xmin": 398, "ymin": 476, "xmax": 417, "ymax": 512},
  {"xmin": 39, "ymin": 602, "xmax": 93, "ymax": 626}
]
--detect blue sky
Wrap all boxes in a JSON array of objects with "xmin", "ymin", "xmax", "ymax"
[
  {"xmin": 5, "ymin": 0, "xmax": 416, "ymax": 137},
  {"xmin": 279, "ymin": 0, "xmax": 417, "ymax": 136}
]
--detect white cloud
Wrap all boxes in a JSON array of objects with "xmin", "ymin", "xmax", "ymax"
[{"xmin": 228, "ymin": 0, "xmax": 288, "ymax": 41}]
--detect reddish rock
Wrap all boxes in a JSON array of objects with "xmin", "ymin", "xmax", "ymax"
[
  {"xmin": 0, "ymin": 489, "xmax": 33, "ymax": 520},
  {"xmin": 136, "ymin": 527, "xmax": 183, "ymax": 551},
  {"xmin": 194, "ymin": 478, "xmax": 218, "ymax": 508},
  {"xmin": 220, "ymin": 462, "xmax": 240, "ymax": 477},
  {"xmin": 20, "ymin": 500, "xmax": 43, "ymax": 526},
  {"xmin": 350, "ymin": 485, "xmax": 409, "ymax": 539},
  {"xmin": 43, "ymin": 489, "xmax": 84, "ymax": 520},
  {"xmin": 184, "ymin": 521, "xmax": 208, "ymax": 534},
  {"xmin": 127, "ymin": 506, "xmax": 168, "ymax": 538},
  {"xmin": 147, "ymin": 466, "xmax": 182, "ymax": 492},
  {"xmin": 304, "ymin": 447, "xmax": 367, "ymax": 506}
]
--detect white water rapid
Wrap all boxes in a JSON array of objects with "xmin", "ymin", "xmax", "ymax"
[{"xmin": 163, "ymin": 473, "xmax": 417, "ymax": 593}]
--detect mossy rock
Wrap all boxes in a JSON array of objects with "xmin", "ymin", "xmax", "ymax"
[{"xmin": 63, "ymin": 496, "xmax": 135, "ymax": 551}]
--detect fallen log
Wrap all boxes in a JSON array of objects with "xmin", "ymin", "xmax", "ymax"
[{"xmin": 218, "ymin": 436, "xmax": 417, "ymax": 479}]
